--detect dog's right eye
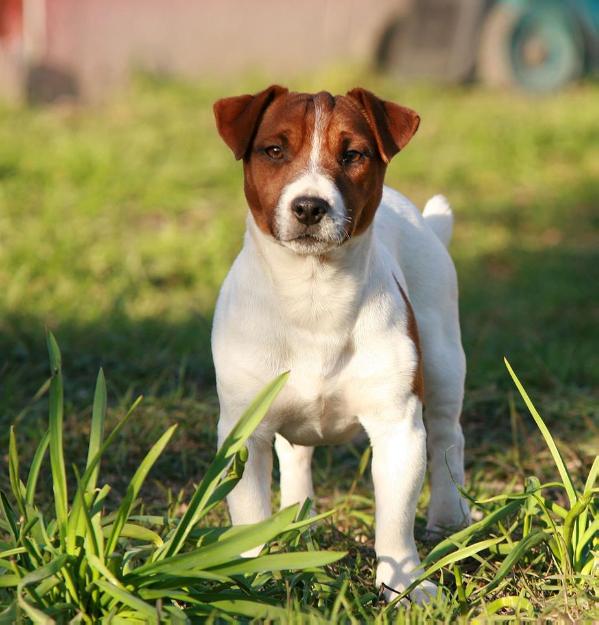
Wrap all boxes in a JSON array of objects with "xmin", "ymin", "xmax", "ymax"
[{"xmin": 264, "ymin": 145, "xmax": 283, "ymax": 160}]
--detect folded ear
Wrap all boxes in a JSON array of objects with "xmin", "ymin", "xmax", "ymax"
[
  {"xmin": 213, "ymin": 85, "xmax": 288, "ymax": 160},
  {"xmin": 346, "ymin": 88, "xmax": 420, "ymax": 163}
]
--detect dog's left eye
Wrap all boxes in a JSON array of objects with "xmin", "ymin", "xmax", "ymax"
[
  {"xmin": 264, "ymin": 145, "xmax": 284, "ymax": 160},
  {"xmin": 342, "ymin": 149, "xmax": 364, "ymax": 165}
]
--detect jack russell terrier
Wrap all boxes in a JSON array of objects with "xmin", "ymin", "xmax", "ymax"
[{"xmin": 211, "ymin": 85, "xmax": 470, "ymax": 602}]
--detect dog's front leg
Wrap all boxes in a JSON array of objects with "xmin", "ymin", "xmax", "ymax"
[
  {"xmin": 360, "ymin": 396, "xmax": 437, "ymax": 604},
  {"xmin": 218, "ymin": 418, "xmax": 273, "ymax": 556}
]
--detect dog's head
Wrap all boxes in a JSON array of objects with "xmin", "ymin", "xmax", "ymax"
[{"xmin": 214, "ymin": 86, "xmax": 420, "ymax": 255}]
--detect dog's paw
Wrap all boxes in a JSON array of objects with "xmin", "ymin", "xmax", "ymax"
[
  {"xmin": 379, "ymin": 579, "xmax": 439, "ymax": 605},
  {"xmin": 426, "ymin": 497, "xmax": 471, "ymax": 541},
  {"xmin": 376, "ymin": 559, "xmax": 440, "ymax": 605},
  {"xmin": 409, "ymin": 579, "xmax": 440, "ymax": 604}
]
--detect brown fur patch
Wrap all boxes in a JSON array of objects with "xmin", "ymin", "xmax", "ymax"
[
  {"xmin": 214, "ymin": 86, "xmax": 420, "ymax": 244},
  {"xmin": 393, "ymin": 275, "xmax": 425, "ymax": 402}
]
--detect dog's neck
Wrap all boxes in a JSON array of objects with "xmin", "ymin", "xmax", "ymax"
[{"xmin": 245, "ymin": 214, "xmax": 374, "ymax": 329}]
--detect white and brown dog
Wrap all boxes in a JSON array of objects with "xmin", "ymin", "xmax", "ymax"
[{"xmin": 211, "ymin": 85, "xmax": 469, "ymax": 602}]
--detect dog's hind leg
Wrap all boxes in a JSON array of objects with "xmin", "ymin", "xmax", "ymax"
[
  {"xmin": 419, "ymin": 313, "xmax": 470, "ymax": 536},
  {"xmin": 275, "ymin": 434, "xmax": 315, "ymax": 509}
]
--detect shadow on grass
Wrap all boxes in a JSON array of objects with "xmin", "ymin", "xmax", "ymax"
[{"xmin": 1, "ymin": 207, "xmax": 597, "ymax": 507}]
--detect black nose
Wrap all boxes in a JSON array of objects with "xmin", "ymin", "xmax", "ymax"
[{"xmin": 291, "ymin": 196, "xmax": 329, "ymax": 226}]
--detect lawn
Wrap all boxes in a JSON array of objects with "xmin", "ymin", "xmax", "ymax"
[{"xmin": 0, "ymin": 70, "xmax": 597, "ymax": 622}]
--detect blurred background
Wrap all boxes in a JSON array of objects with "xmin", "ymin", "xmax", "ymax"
[
  {"xmin": 1, "ymin": 0, "xmax": 599, "ymax": 101},
  {"xmin": 0, "ymin": 0, "xmax": 597, "ymax": 504}
]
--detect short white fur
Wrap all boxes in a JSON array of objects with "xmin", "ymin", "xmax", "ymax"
[{"xmin": 213, "ymin": 183, "xmax": 470, "ymax": 603}]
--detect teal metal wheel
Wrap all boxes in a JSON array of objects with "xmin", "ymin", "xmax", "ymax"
[{"xmin": 478, "ymin": 0, "xmax": 585, "ymax": 92}]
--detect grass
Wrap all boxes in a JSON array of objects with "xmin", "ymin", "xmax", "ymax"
[
  {"xmin": 0, "ymin": 68, "xmax": 598, "ymax": 620},
  {"xmin": 2, "ymin": 336, "xmax": 348, "ymax": 623}
]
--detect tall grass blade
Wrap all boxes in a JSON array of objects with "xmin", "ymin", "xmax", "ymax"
[
  {"xmin": 484, "ymin": 595, "xmax": 534, "ymax": 616},
  {"xmin": 87, "ymin": 368, "xmax": 107, "ymax": 492},
  {"xmin": 479, "ymin": 530, "xmax": 549, "ymax": 595},
  {"xmin": 0, "ymin": 492, "xmax": 18, "ymax": 541},
  {"xmin": 575, "ymin": 518, "xmax": 598, "ymax": 565},
  {"xmin": 207, "ymin": 600, "xmax": 288, "ymax": 620},
  {"xmin": 423, "ymin": 499, "xmax": 523, "ymax": 565},
  {"xmin": 563, "ymin": 493, "xmax": 592, "ymax": 564},
  {"xmin": 46, "ymin": 331, "xmax": 68, "ymax": 543},
  {"xmin": 504, "ymin": 358, "xmax": 577, "ymax": 507},
  {"xmin": 65, "ymin": 395, "xmax": 143, "ymax": 553},
  {"xmin": 0, "ymin": 603, "xmax": 17, "ymax": 625},
  {"xmin": 577, "ymin": 455, "xmax": 599, "ymax": 563},
  {"xmin": 384, "ymin": 537, "xmax": 503, "ymax": 611},
  {"xmin": 8, "ymin": 427, "xmax": 26, "ymax": 518},
  {"xmin": 25, "ymin": 431, "xmax": 50, "ymax": 506},
  {"xmin": 583, "ymin": 455, "xmax": 599, "ymax": 495},
  {"xmin": 16, "ymin": 553, "xmax": 69, "ymax": 620},
  {"xmin": 130, "ymin": 505, "xmax": 299, "ymax": 577},
  {"xmin": 208, "ymin": 550, "xmax": 346, "ymax": 576},
  {"xmin": 94, "ymin": 579, "xmax": 158, "ymax": 623},
  {"xmin": 160, "ymin": 371, "xmax": 289, "ymax": 560},
  {"xmin": 105, "ymin": 424, "xmax": 177, "ymax": 555}
]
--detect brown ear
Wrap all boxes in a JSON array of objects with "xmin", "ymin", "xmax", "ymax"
[
  {"xmin": 346, "ymin": 88, "xmax": 420, "ymax": 163},
  {"xmin": 213, "ymin": 85, "xmax": 288, "ymax": 160}
]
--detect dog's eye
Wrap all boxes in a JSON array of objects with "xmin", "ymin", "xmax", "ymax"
[
  {"xmin": 342, "ymin": 149, "xmax": 364, "ymax": 165},
  {"xmin": 264, "ymin": 145, "xmax": 283, "ymax": 160}
]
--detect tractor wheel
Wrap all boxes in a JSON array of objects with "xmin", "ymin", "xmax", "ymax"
[{"xmin": 477, "ymin": 1, "xmax": 585, "ymax": 92}]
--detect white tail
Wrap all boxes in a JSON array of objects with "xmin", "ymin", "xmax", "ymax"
[{"xmin": 423, "ymin": 194, "xmax": 453, "ymax": 248}]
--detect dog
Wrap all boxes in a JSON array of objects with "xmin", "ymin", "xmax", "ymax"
[{"xmin": 211, "ymin": 86, "xmax": 469, "ymax": 602}]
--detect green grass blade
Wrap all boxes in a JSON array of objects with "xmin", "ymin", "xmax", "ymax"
[
  {"xmin": 422, "ymin": 498, "xmax": 523, "ymax": 565},
  {"xmin": 65, "ymin": 395, "xmax": 143, "ymax": 554},
  {"xmin": 0, "ymin": 491, "xmax": 18, "ymax": 541},
  {"xmin": 578, "ymin": 455, "xmax": 599, "ymax": 556},
  {"xmin": 575, "ymin": 517, "xmax": 598, "ymax": 565},
  {"xmin": 0, "ymin": 547, "xmax": 27, "ymax": 558},
  {"xmin": 46, "ymin": 331, "xmax": 68, "ymax": 543},
  {"xmin": 504, "ymin": 358, "xmax": 577, "ymax": 507},
  {"xmin": 0, "ymin": 602, "xmax": 17, "ymax": 625},
  {"xmin": 384, "ymin": 537, "xmax": 503, "ymax": 611},
  {"xmin": 68, "ymin": 369, "xmax": 107, "ymax": 553},
  {"xmin": 26, "ymin": 431, "xmax": 50, "ymax": 506},
  {"xmin": 102, "ymin": 523, "xmax": 163, "ymax": 547},
  {"xmin": 105, "ymin": 424, "xmax": 177, "ymax": 555},
  {"xmin": 484, "ymin": 595, "xmax": 534, "ymax": 616},
  {"xmin": 583, "ymin": 455, "xmax": 599, "ymax": 494},
  {"xmin": 207, "ymin": 550, "xmax": 346, "ymax": 576},
  {"xmin": 478, "ymin": 530, "xmax": 549, "ymax": 595},
  {"xmin": 87, "ymin": 553, "xmax": 123, "ymax": 589},
  {"xmin": 72, "ymin": 468, "xmax": 101, "ymax": 561},
  {"xmin": 94, "ymin": 579, "xmax": 158, "ymax": 623},
  {"xmin": 207, "ymin": 599, "xmax": 288, "ymax": 620},
  {"xmin": 8, "ymin": 427, "xmax": 26, "ymax": 519},
  {"xmin": 129, "ymin": 504, "xmax": 298, "ymax": 578},
  {"xmin": 17, "ymin": 553, "xmax": 69, "ymax": 619},
  {"xmin": 160, "ymin": 372, "xmax": 289, "ymax": 560},
  {"xmin": 87, "ymin": 368, "xmax": 107, "ymax": 493},
  {"xmin": 15, "ymin": 595, "xmax": 55, "ymax": 625},
  {"xmin": 563, "ymin": 493, "xmax": 592, "ymax": 568},
  {"xmin": 197, "ymin": 446, "xmax": 248, "ymax": 518},
  {"xmin": 17, "ymin": 553, "xmax": 69, "ymax": 588}
]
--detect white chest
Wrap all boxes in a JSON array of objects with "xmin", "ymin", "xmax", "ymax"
[{"xmin": 212, "ymin": 224, "xmax": 418, "ymax": 446}]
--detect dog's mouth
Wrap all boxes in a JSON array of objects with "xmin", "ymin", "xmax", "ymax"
[
  {"xmin": 287, "ymin": 233, "xmax": 322, "ymax": 242},
  {"xmin": 277, "ymin": 231, "xmax": 350, "ymax": 256}
]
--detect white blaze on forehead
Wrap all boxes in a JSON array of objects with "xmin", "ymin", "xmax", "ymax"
[
  {"xmin": 273, "ymin": 94, "xmax": 348, "ymax": 250},
  {"xmin": 308, "ymin": 98, "xmax": 326, "ymax": 172}
]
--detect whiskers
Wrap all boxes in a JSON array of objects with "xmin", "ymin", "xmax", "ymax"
[{"xmin": 333, "ymin": 214, "xmax": 353, "ymax": 245}]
